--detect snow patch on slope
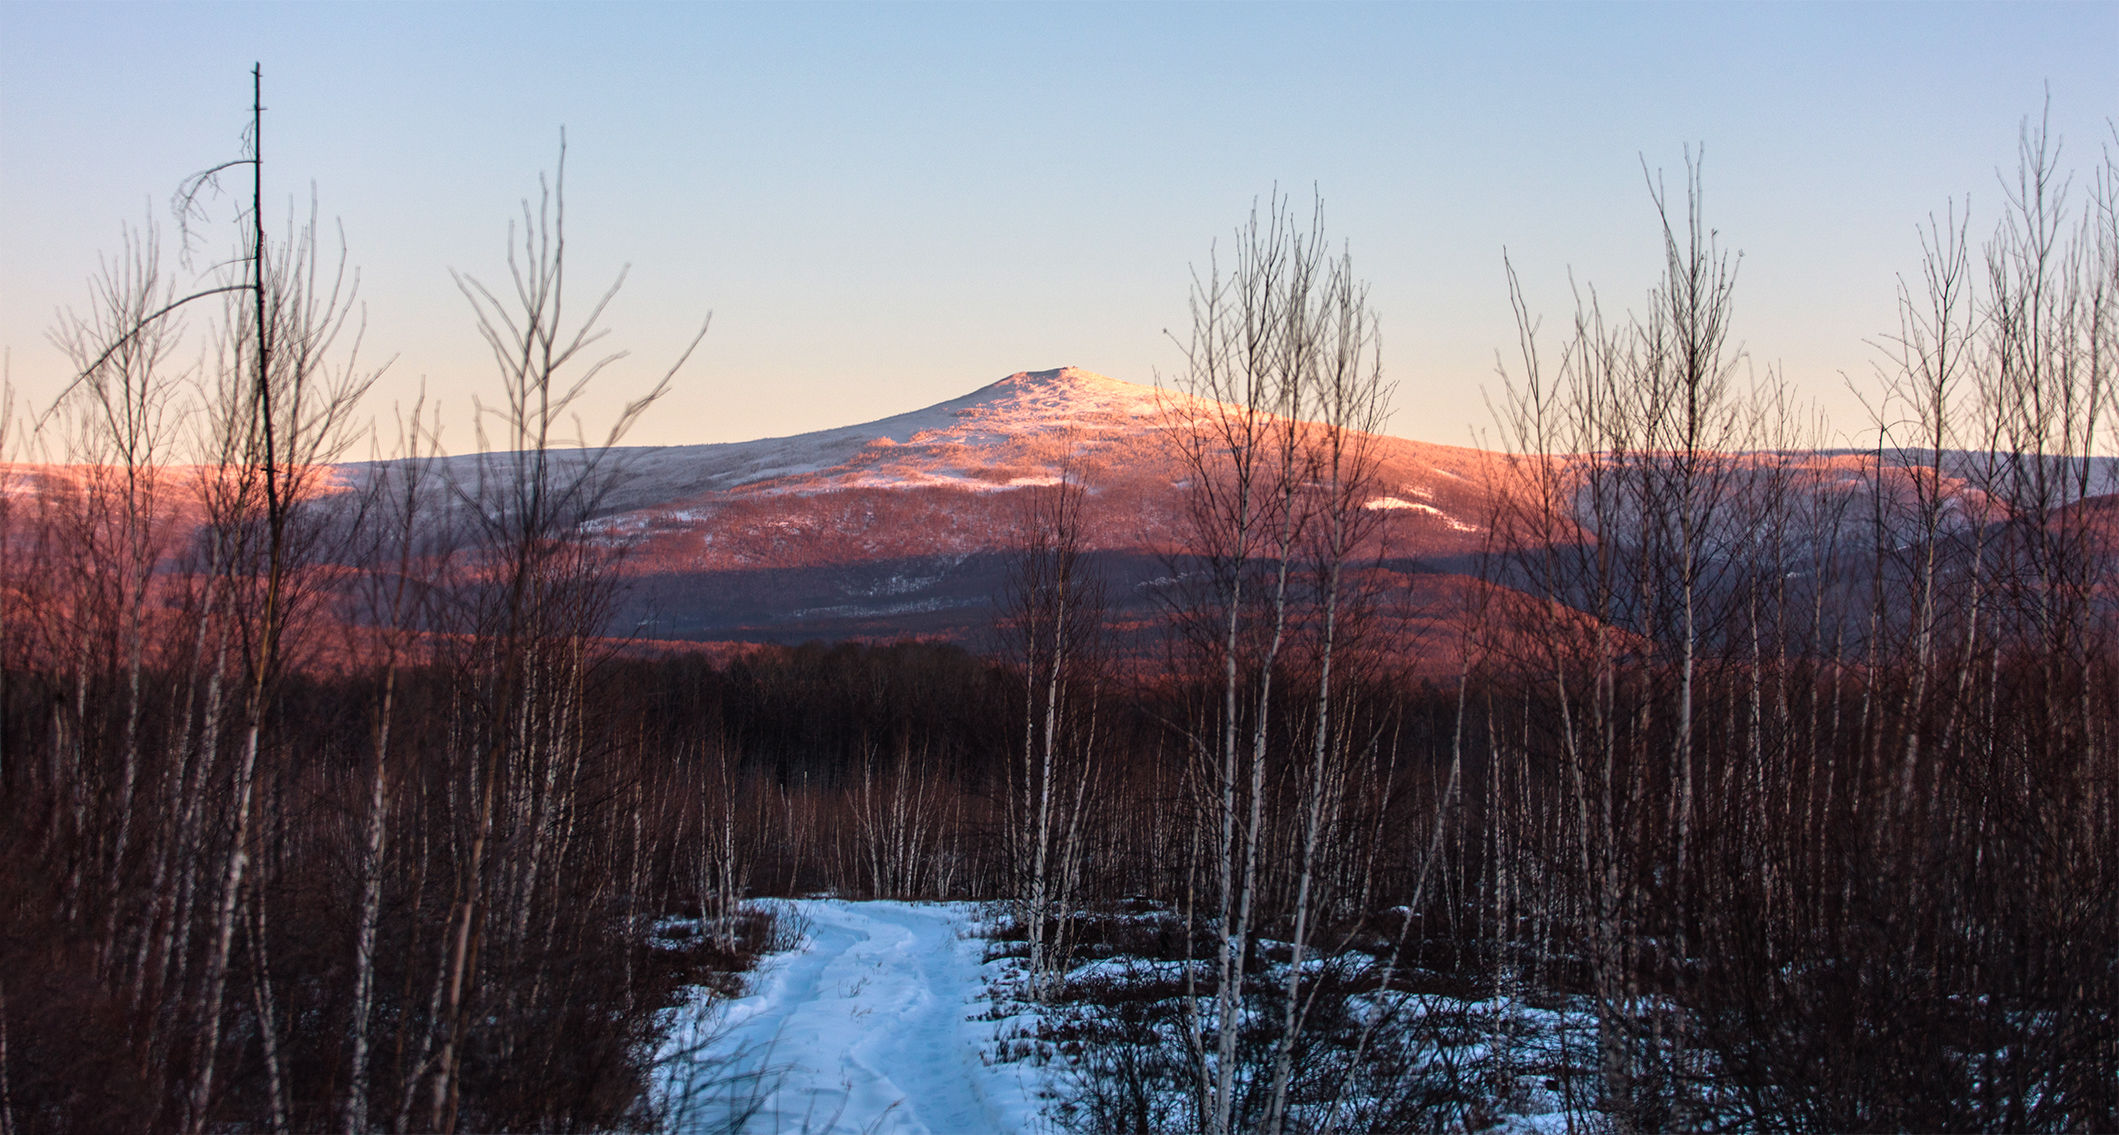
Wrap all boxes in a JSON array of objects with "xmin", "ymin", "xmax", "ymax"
[{"xmin": 1366, "ymin": 496, "xmax": 1480, "ymax": 531}]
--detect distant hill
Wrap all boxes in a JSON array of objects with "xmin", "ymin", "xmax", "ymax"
[{"xmin": 16, "ymin": 365, "xmax": 2115, "ymax": 668}]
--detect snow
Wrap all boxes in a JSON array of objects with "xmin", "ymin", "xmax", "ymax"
[
  {"xmin": 654, "ymin": 899, "xmax": 1051, "ymax": 1135},
  {"xmin": 1364, "ymin": 496, "xmax": 1480, "ymax": 531},
  {"xmin": 833, "ymin": 469, "xmax": 1021, "ymax": 493},
  {"xmin": 339, "ymin": 367, "xmax": 1181, "ymax": 519}
]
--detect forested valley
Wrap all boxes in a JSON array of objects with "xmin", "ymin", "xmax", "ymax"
[{"xmin": 1, "ymin": 77, "xmax": 2114, "ymax": 1132}]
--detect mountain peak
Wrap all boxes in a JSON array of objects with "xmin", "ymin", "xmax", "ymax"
[
  {"xmin": 957, "ymin": 367, "xmax": 1168, "ymax": 431},
  {"xmin": 975, "ymin": 366, "xmax": 1153, "ymax": 404},
  {"xmin": 994, "ymin": 365, "xmax": 1128, "ymax": 390}
]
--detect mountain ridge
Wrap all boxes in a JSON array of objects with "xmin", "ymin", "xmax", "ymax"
[{"xmin": 14, "ymin": 367, "xmax": 2114, "ymax": 658}]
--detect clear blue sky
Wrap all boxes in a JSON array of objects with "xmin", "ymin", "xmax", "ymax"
[{"xmin": 3, "ymin": 2, "xmax": 2113, "ymax": 452}]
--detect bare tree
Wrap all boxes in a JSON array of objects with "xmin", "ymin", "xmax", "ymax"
[
  {"xmin": 1158, "ymin": 191, "xmax": 1399, "ymax": 1135},
  {"xmin": 1492, "ymin": 150, "xmax": 1751, "ymax": 1128},
  {"xmin": 183, "ymin": 66, "xmax": 380, "ymax": 1133},
  {"xmin": 0, "ymin": 371, "xmax": 14, "ymax": 802},
  {"xmin": 46, "ymin": 222, "xmax": 188, "ymax": 982},
  {"xmin": 1261, "ymin": 237, "xmax": 1390, "ymax": 1135},
  {"xmin": 1164, "ymin": 194, "xmax": 1309, "ymax": 1135},
  {"xmin": 1002, "ymin": 446, "xmax": 1107, "ymax": 998},
  {"xmin": 420, "ymin": 137, "xmax": 705, "ymax": 1131},
  {"xmin": 340, "ymin": 391, "xmax": 445, "ymax": 1134}
]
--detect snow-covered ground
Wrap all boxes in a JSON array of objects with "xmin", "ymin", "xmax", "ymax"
[
  {"xmin": 654, "ymin": 900, "xmax": 1051, "ymax": 1134},
  {"xmin": 653, "ymin": 899, "xmax": 1598, "ymax": 1133}
]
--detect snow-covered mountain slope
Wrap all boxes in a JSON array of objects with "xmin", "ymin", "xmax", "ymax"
[
  {"xmin": 1, "ymin": 367, "xmax": 1511, "ymax": 656},
  {"xmin": 28, "ymin": 365, "xmax": 2111, "ymax": 655},
  {"xmin": 596, "ymin": 368, "xmax": 1495, "ymax": 558},
  {"xmin": 361, "ymin": 366, "xmax": 2119, "ymax": 652},
  {"xmin": 539, "ymin": 367, "xmax": 1505, "ymax": 647}
]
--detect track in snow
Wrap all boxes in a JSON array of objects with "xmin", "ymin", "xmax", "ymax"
[{"xmin": 656, "ymin": 899, "xmax": 1045, "ymax": 1134}]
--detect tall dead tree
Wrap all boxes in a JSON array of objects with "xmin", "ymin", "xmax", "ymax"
[{"xmin": 182, "ymin": 67, "xmax": 378, "ymax": 1132}]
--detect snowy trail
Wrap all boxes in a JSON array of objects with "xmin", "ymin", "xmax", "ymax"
[{"xmin": 657, "ymin": 900, "xmax": 1045, "ymax": 1134}]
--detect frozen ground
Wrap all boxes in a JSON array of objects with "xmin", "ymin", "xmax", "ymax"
[{"xmin": 654, "ymin": 899, "xmax": 1050, "ymax": 1134}]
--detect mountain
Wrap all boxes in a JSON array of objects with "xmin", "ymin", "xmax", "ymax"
[
  {"xmin": 22, "ymin": 365, "xmax": 2111, "ymax": 666},
  {"xmin": 510, "ymin": 366, "xmax": 2119, "ymax": 658},
  {"xmin": 0, "ymin": 366, "xmax": 1513, "ymax": 669},
  {"xmin": 536, "ymin": 366, "xmax": 1504, "ymax": 652}
]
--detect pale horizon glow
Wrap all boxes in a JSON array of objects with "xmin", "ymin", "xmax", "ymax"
[{"xmin": 3, "ymin": 3, "xmax": 2115, "ymax": 456}]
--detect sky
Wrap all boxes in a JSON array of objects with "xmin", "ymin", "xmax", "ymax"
[{"xmin": 3, "ymin": 2, "xmax": 2114, "ymax": 455}]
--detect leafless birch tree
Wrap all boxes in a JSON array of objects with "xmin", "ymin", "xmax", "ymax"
[{"xmin": 1003, "ymin": 450, "xmax": 1107, "ymax": 999}]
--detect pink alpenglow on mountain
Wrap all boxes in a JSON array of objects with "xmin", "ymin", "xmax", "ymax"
[{"xmin": 554, "ymin": 367, "xmax": 1502, "ymax": 651}]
